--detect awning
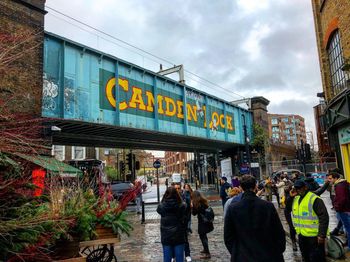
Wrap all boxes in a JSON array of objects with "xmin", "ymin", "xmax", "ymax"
[{"xmin": 15, "ymin": 153, "xmax": 83, "ymax": 177}]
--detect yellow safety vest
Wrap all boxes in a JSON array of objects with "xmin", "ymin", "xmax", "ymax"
[{"xmin": 291, "ymin": 191, "xmax": 319, "ymax": 237}]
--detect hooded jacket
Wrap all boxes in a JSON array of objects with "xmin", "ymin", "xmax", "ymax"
[{"xmin": 157, "ymin": 199, "xmax": 186, "ymax": 245}]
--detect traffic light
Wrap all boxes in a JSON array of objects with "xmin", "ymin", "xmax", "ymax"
[
  {"xmin": 126, "ymin": 153, "xmax": 132, "ymax": 170},
  {"xmin": 305, "ymin": 143, "xmax": 311, "ymax": 161},
  {"xmin": 119, "ymin": 161, "xmax": 125, "ymax": 174},
  {"xmin": 135, "ymin": 161, "xmax": 140, "ymax": 170}
]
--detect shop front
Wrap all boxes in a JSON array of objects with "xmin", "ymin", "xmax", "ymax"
[{"xmin": 338, "ymin": 123, "xmax": 350, "ymax": 181}]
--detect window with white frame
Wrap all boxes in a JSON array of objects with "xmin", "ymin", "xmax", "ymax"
[
  {"xmin": 72, "ymin": 146, "xmax": 86, "ymax": 160},
  {"xmin": 271, "ymin": 118, "xmax": 278, "ymax": 125},
  {"xmin": 52, "ymin": 145, "xmax": 65, "ymax": 161},
  {"xmin": 327, "ymin": 30, "xmax": 348, "ymax": 96}
]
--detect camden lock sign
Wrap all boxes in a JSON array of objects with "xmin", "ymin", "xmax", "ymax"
[{"xmin": 99, "ymin": 69, "xmax": 235, "ymax": 134}]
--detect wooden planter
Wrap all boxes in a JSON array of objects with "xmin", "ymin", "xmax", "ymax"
[{"xmin": 95, "ymin": 224, "xmax": 119, "ymax": 239}]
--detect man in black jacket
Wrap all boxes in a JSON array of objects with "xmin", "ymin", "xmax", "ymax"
[
  {"xmin": 224, "ymin": 175, "xmax": 286, "ymax": 262},
  {"xmin": 220, "ymin": 177, "xmax": 231, "ymax": 208}
]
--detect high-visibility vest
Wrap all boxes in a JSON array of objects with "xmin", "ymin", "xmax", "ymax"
[{"xmin": 292, "ymin": 191, "xmax": 319, "ymax": 237}]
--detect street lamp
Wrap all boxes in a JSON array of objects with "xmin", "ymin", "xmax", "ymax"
[{"xmin": 241, "ymin": 114, "xmax": 251, "ymax": 168}]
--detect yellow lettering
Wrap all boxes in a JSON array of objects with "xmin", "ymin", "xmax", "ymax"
[
  {"xmin": 220, "ymin": 114, "xmax": 225, "ymax": 128},
  {"xmin": 105, "ymin": 77, "xmax": 129, "ymax": 110},
  {"xmin": 145, "ymin": 91, "xmax": 154, "ymax": 112},
  {"xmin": 210, "ymin": 112, "xmax": 219, "ymax": 129},
  {"xmin": 177, "ymin": 100, "xmax": 184, "ymax": 119},
  {"xmin": 118, "ymin": 78, "xmax": 129, "ymax": 111},
  {"xmin": 226, "ymin": 115, "xmax": 233, "ymax": 130},
  {"xmin": 186, "ymin": 104, "xmax": 197, "ymax": 122},
  {"xmin": 164, "ymin": 97, "xmax": 176, "ymax": 116},
  {"xmin": 129, "ymin": 87, "xmax": 146, "ymax": 110},
  {"xmin": 157, "ymin": 95, "xmax": 164, "ymax": 114},
  {"xmin": 203, "ymin": 106, "xmax": 207, "ymax": 128}
]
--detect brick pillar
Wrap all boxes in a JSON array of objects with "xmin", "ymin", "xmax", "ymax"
[{"xmin": 0, "ymin": 0, "xmax": 47, "ymax": 117}]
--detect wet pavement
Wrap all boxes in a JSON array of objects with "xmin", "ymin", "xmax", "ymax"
[{"xmin": 116, "ymin": 187, "xmax": 349, "ymax": 262}]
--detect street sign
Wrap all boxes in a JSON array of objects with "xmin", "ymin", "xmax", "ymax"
[{"xmin": 153, "ymin": 160, "xmax": 161, "ymax": 169}]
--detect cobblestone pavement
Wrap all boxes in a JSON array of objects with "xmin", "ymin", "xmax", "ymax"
[
  {"xmin": 115, "ymin": 187, "xmax": 350, "ymax": 261},
  {"xmin": 116, "ymin": 198, "xmax": 300, "ymax": 261}
]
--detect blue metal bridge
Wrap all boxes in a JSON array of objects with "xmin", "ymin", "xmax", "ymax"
[{"xmin": 42, "ymin": 32, "xmax": 252, "ymax": 152}]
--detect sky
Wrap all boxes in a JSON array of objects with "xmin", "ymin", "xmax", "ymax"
[{"xmin": 44, "ymin": 0, "xmax": 322, "ymax": 148}]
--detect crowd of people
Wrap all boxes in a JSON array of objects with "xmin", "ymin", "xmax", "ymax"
[
  {"xmin": 155, "ymin": 168, "xmax": 350, "ymax": 262},
  {"xmin": 222, "ymin": 168, "xmax": 350, "ymax": 262}
]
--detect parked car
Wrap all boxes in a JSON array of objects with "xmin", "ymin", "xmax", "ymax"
[
  {"xmin": 310, "ymin": 172, "xmax": 327, "ymax": 186},
  {"xmin": 110, "ymin": 181, "xmax": 134, "ymax": 200},
  {"xmin": 271, "ymin": 169, "xmax": 304, "ymax": 181}
]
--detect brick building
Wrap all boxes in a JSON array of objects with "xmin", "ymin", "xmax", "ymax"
[
  {"xmin": 164, "ymin": 151, "xmax": 188, "ymax": 176},
  {"xmin": 0, "ymin": 0, "xmax": 46, "ymax": 116},
  {"xmin": 311, "ymin": 0, "xmax": 350, "ymax": 178},
  {"xmin": 268, "ymin": 114, "xmax": 306, "ymax": 147}
]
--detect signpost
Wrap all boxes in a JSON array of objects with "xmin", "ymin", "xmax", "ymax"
[{"xmin": 153, "ymin": 160, "xmax": 161, "ymax": 203}]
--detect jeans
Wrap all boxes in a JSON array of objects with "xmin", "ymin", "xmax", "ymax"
[
  {"xmin": 337, "ymin": 212, "xmax": 350, "ymax": 248},
  {"xmin": 298, "ymin": 235, "xmax": 326, "ymax": 262},
  {"xmin": 163, "ymin": 244, "xmax": 184, "ymax": 262},
  {"xmin": 136, "ymin": 196, "xmax": 142, "ymax": 213},
  {"xmin": 199, "ymin": 233, "xmax": 209, "ymax": 254}
]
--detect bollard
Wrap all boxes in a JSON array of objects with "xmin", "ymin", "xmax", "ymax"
[{"xmin": 141, "ymin": 201, "xmax": 145, "ymax": 224}]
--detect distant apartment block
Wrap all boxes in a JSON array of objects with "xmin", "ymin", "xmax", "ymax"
[
  {"xmin": 268, "ymin": 114, "xmax": 306, "ymax": 147},
  {"xmin": 164, "ymin": 151, "xmax": 188, "ymax": 175}
]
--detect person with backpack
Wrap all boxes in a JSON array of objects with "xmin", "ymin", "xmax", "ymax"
[
  {"xmin": 191, "ymin": 190, "xmax": 214, "ymax": 259},
  {"xmin": 157, "ymin": 187, "xmax": 187, "ymax": 262},
  {"xmin": 327, "ymin": 170, "xmax": 350, "ymax": 251},
  {"xmin": 224, "ymin": 175, "xmax": 286, "ymax": 262}
]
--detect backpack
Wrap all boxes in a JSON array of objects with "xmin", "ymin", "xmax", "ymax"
[
  {"xmin": 327, "ymin": 235, "xmax": 345, "ymax": 259},
  {"xmin": 202, "ymin": 206, "xmax": 215, "ymax": 223}
]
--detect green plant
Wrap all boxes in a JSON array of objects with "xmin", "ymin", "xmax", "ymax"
[{"xmin": 104, "ymin": 166, "xmax": 120, "ymax": 181}]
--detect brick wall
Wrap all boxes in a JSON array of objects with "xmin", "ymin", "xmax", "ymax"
[
  {"xmin": 0, "ymin": 0, "xmax": 46, "ymax": 116},
  {"xmin": 312, "ymin": 0, "xmax": 350, "ymax": 101}
]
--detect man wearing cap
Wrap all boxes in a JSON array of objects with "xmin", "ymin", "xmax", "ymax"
[
  {"xmin": 292, "ymin": 179, "xmax": 329, "ymax": 262},
  {"xmin": 220, "ymin": 177, "xmax": 232, "ymax": 208}
]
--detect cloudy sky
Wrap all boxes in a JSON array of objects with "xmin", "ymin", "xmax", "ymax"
[{"xmin": 45, "ymin": 0, "xmax": 321, "ymax": 146}]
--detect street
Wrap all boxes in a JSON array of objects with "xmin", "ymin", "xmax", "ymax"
[{"xmin": 121, "ymin": 185, "xmax": 348, "ymax": 262}]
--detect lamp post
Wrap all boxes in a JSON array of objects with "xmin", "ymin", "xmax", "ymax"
[{"xmin": 241, "ymin": 114, "xmax": 251, "ymax": 168}]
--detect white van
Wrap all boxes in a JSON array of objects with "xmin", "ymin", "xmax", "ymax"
[{"xmin": 171, "ymin": 173, "xmax": 182, "ymax": 184}]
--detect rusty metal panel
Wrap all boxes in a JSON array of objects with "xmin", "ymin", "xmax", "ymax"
[{"xmin": 42, "ymin": 32, "xmax": 253, "ymax": 145}]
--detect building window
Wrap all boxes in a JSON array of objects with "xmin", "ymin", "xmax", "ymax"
[
  {"xmin": 272, "ymin": 127, "xmax": 279, "ymax": 132},
  {"xmin": 327, "ymin": 30, "xmax": 348, "ymax": 96},
  {"xmin": 282, "ymin": 117, "xmax": 289, "ymax": 123},
  {"xmin": 72, "ymin": 146, "xmax": 86, "ymax": 160},
  {"xmin": 52, "ymin": 145, "xmax": 65, "ymax": 161},
  {"xmin": 272, "ymin": 133, "xmax": 280, "ymax": 139},
  {"xmin": 271, "ymin": 118, "xmax": 278, "ymax": 125}
]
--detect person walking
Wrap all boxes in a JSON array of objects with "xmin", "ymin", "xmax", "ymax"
[
  {"xmin": 220, "ymin": 177, "xmax": 231, "ymax": 208},
  {"xmin": 276, "ymin": 177, "xmax": 286, "ymax": 208},
  {"xmin": 291, "ymin": 179, "xmax": 329, "ymax": 262},
  {"xmin": 157, "ymin": 187, "xmax": 187, "ymax": 262},
  {"xmin": 223, "ymin": 187, "xmax": 242, "ymax": 218},
  {"xmin": 175, "ymin": 183, "xmax": 192, "ymax": 262},
  {"xmin": 224, "ymin": 175, "xmax": 286, "ymax": 262},
  {"xmin": 183, "ymin": 184, "xmax": 193, "ymax": 234},
  {"xmin": 327, "ymin": 170, "xmax": 350, "ymax": 251},
  {"xmin": 192, "ymin": 190, "xmax": 214, "ymax": 259}
]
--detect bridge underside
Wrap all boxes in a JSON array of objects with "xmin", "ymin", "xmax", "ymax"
[{"xmin": 46, "ymin": 119, "xmax": 242, "ymax": 153}]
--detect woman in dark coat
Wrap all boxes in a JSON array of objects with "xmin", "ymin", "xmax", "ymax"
[
  {"xmin": 157, "ymin": 187, "xmax": 187, "ymax": 262},
  {"xmin": 192, "ymin": 190, "xmax": 214, "ymax": 259}
]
